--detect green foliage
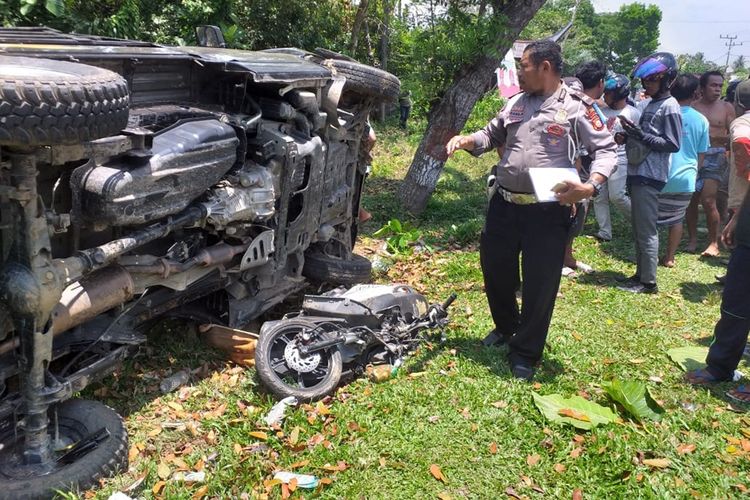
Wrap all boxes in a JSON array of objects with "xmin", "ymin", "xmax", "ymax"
[
  {"xmin": 590, "ymin": 3, "xmax": 661, "ymax": 75},
  {"xmin": 667, "ymin": 346, "xmax": 709, "ymax": 372},
  {"xmin": 462, "ymin": 90, "xmax": 505, "ymax": 134},
  {"xmin": 373, "ymin": 218, "xmax": 424, "ymax": 256},
  {"xmin": 676, "ymin": 52, "xmax": 719, "ymax": 75},
  {"xmin": 602, "ymin": 379, "xmax": 664, "ymax": 422},
  {"xmin": 532, "ymin": 392, "xmax": 618, "ymax": 430}
]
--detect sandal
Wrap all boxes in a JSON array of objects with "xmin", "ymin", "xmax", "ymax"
[
  {"xmin": 726, "ymin": 385, "xmax": 750, "ymax": 404},
  {"xmin": 576, "ymin": 262, "xmax": 594, "ymax": 274},
  {"xmin": 685, "ymin": 368, "xmax": 727, "ymax": 385},
  {"xmin": 561, "ymin": 266, "xmax": 578, "ymax": 278}
]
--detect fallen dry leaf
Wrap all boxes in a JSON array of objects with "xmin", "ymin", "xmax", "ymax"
[
  {"xmin": 643, "ymin": 458, "xmax": 671, "ymax": 469},
  {"xmin": 289, "ymin": 459, "xmax": 310, "ymax": 469},
  {"xmin": 572, "ymin": 489, "xmax": 583, "ymax": 500},
  {"xmin": 489, "ymin": 442, "xmax": 498, "ymax": 455},
  {"xmin": 152, "ymin": 481, "xmax": 166, "ymax": 495},
  {"xmin": 676, "ymin": 443, "xmax": 696, "ymax": 455},
  {"xmin": 428, "ymin": 415, "xmax": 440, "ymax": 424},
  {"xmin": 430, "ymin": 464, "xmax": 447, "ymax": 483},
  {"xmin": 249, "ymin": 431, "xmax": 268, "ymax": 441},
  {"xmin": 553, "ymin": 463, "xmax": 566, "ymax": 473},
  {"xmin": 573, "ymin": 435, "xmax": 585, "ymax": 443},
  {"xmin": 558, "ymin": 408, "xmax": 591, "ymax": 422},
  {"xmin": 505, "ymin": 487, "xmax": 522, "ymax": 499},
  {"xmin": 491, "ymin": 401, "xmax": 509, "ymax": 409},
  {"xmin": 437, "ymin": 492, "xmax": 452, "ymax": 500},
  {"xmin": 233, "ymin": 443, "xmax": 242, "ymax": 455},
  {"xmin": 527, "ymin": 454, "xmax": 541, "ymax": 466},
  {"xmin": 157, "ymin": 462, "xmax": 171, "ymax": 480},
  {"xmin": 570, "ymin": 447, "xmax": 583, "ymax": 459},
  {"xmin": 148, "ymin": 427, "xmax": 162, "ymax": 437},
  {"xmin": 192, "ymin": 485, "xmax": 209, "ymax": 500},
  {"xmin": 288, "ymin": 478, "xmax": 298, "ymax": 492},
  {"xmin": 128, "ymin": 445, "xmax": 140, "ymax": 462}
]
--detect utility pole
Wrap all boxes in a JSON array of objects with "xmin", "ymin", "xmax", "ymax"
[{"xmin": 720, "ymin": 34, "xmax": 743, "ymax": 72}]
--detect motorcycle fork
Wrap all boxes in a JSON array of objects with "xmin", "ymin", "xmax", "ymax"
[{"xmin": 1, "ymin": 150, "xmax": 64, "ymax": 464}]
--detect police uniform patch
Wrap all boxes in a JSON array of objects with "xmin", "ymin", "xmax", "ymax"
[
  {"xmin": 508, "ymin": 103, "xmax": 525, "ymax": 123},
  {"xmin": 546, "ymin": 124, "xmax": 565, "ymax": 137},
  {"xmin": 585, "ymin": 106, "xmax": 604, "ymax": 131},
  {"xmin": 554, "ymin": 108, "xmax": 568, "ymax": 124}
]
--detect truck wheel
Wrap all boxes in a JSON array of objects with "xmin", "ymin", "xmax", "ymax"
[
  {"xmin": 323, "ymin": 59, "xmax": 400, "ymax": 101},
  {"xmin": 0, "ymin": 399, "xmax": 128, "ymax": 499},
  {"xmin": 0, "ymin": 56, "xmax": 130, "ymax": 146},
  {"xmin": 303, "ymin": 251, "xmax": 372, "ymax": 285}
]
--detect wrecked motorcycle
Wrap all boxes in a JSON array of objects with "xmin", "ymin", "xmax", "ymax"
[{"xmin": 255, "ymin": 284, "xmax": 456, "ymax": 400}]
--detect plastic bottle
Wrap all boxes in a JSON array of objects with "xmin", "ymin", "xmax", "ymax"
[
  {"xmin": 366, "ymin": 363, "xmax": 399, "ymax": 383},
  {"xmin": 159, "ymin": 369, "xmax": 190, "ymax": 394},
  {"xmin": 264, "ymin": 396, "xmax": 298, "ymax": 426}
]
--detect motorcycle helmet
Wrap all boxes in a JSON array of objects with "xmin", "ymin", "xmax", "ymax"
[
  {"xmin": 604, "ymin": 73, "xmax": 631, "ymax": 101},
  {"xmin": 632, "ymin": 52, "xmax": 678, "ymax": 91}
]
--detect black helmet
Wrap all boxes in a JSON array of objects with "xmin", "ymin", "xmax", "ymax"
[
  {"xmin": 632, "ymin": 52, "xmax": 678, "ymax": 91},
  {"xmin": 604, "ymin": 73, "xmax": 631, "ymax": 101}
]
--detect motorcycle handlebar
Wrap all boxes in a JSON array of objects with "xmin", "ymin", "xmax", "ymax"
[{"xmin": 441, "ymin": 293, "xmax": 457, "ymax": 310}]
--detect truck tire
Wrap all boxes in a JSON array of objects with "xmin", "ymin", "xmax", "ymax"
[
  {"xmin": 0, "ymin": 56, "xmax": 130, "ymax": 146},
  {"xmin": 323, "ymin": 59, "xmax": 400, "ymax": 101},
  {"xmin": 303, "ymin": 251, "xmax": 372, "ymax": 285},
  {"xmin": 0, "ymin": 399, "xmax": 128, "ymax": 499}
]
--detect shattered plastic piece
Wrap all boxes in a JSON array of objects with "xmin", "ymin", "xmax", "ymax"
[
  {"xmin": 273, "ymin": 471, "xmax": 319, "ymax": 489},
  {"xmin": 108, "ymin": 493, "xmax": 134, "ymax": 500},
  {"xmin": 264, "ymin": 396, "xmax": 298, "ymax": 426},
  {"xmin": 159, "ymin": 369, "xmax": 190, "ymax": 394},
  {"xmin": 172, "ymin": 471, "xmax": 206, "ymax": 483}
]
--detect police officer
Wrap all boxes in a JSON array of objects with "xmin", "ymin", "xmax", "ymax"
[{"xmin": 446, "ymin": 40, "xmax": 617, "ymax": 381}]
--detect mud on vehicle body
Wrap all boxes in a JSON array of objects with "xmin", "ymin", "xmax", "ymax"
[{"xmin": 0, "ymin": 26, "xmax": 398, "ymax": 498}]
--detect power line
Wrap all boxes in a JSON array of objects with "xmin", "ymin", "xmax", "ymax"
[{"xmin": 721, "ymin": 34, "xmax": 743, "ymax": 70}]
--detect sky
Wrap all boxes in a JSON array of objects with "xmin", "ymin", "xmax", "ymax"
[{"xmin": 592, "ymin": 0, "xmax": 750, "ymax": 67}]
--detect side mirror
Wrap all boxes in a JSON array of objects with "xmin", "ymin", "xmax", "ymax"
[{"xmin": 195, "ymin": 25, "xmax": 226, "ymax": 48}]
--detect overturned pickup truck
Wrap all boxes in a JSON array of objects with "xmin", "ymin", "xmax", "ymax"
[{"xmin": 0, "ymin": 26, "xmax": 398, "ymax": 497}]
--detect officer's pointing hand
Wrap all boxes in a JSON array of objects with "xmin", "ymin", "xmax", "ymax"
[
  {"xmin": 446, "ymin": 135, "xmax": 475, "ymax": 157},
  {"xmin": 553, "ymin": 180, "xmax": 595, "ymax": 206}
]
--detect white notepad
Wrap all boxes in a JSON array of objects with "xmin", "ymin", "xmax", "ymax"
[{"xmin": 527, "ymin": 168, "xmax": 580, "ymax": 202}]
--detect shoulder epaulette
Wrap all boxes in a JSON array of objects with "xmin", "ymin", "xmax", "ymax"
[{"xmin": 569, "ymin": 88, "xmax": 595, "ymax": 106}]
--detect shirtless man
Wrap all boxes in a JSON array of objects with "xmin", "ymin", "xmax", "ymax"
[{"xmin": 687, "ymin": 70, "xmax": 736, "ymax": 256}]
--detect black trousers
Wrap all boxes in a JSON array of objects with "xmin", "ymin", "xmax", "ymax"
[
  {"xmin": 706, "ymin": 243, "xmax": 750, "ymax": 380},
  {"xmin": 480, "ymin": 195, "xmax": 571, "ymax": 365}
]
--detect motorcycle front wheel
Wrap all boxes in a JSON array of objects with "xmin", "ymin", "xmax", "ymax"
[{"xmin": 255, "ymin": 319, "xmax": 342, "ymax": 401}]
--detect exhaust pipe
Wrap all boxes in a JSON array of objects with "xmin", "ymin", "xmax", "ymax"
[{"xmin": 0, "ymin": 266, "xmax": 135, "ymax": 356}]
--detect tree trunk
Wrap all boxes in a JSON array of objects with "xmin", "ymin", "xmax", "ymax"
[
  {"xmin": 397, "ymin": 0, "xmax": 547, "ymax": 215},
  {"xmin": 378, "ymin": 0, "xmax": 392, "ymax": 122},
  {"xmin": 349, "ymin": 0, "xmax": 370, "ymax": 54}
]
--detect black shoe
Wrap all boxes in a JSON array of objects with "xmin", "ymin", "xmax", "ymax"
[
  {"xmin": 511, "ymin": 363, "xmax": 535, "ymax": 381},
  {"xmin": 616, "ymin": 273, "xmax": 640, "ymax": 284},
  {"xmin": 482, "ymin": 329, "xmax": 509, "ymax": 347},
  {"xmin": 594, "ymin": 233, "xmax": 611, "ymax": 242},
  {"xmin": 617, "ymin": 282, "xmax": 658, "ymax": 294}
]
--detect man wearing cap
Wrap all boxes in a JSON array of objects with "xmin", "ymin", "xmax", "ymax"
[
  {"xmin": 686, "ymin": 79, "xmax": 750, "ymax": 402},
  {"xmin": 445, "ymin": 40, "xmax": 617, "ymax": 381}
]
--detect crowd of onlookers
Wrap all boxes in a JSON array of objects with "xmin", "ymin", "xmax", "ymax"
[{"xmin": 564, "ymin": 58, "xmax": 748, "ymax": 295}]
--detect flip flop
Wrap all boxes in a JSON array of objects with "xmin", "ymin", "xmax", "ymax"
[
  {"xmin": 685, "ymin": 368, "xmax": 727, "ymax": 385},
  {"xmin": 726, "ymin": 385, "xmax": 750, "ymax": 404},
  {"xmin": 561, "ymin": 266, "xmax": 577, "ymax": 278},
  {"xmin": 576, "ymin": 262, "xmax": 594, "ymax": 274}
]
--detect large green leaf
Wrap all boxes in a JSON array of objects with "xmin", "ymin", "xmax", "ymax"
[
  {"xmin": 667, "ymin": 346, "xmax": 708, "ymax": 372},
  {"xmin": 532, "ymin": 392, "xmax": 618, "ymax": 430},
  {"xmin": 602, "ymin": 379, "xmax": 664, "ymax": 422}
]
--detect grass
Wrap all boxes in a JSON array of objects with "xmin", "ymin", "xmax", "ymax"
[{"xmin": 85, "ymin": 125, "xmax": 749, "ymax": 499}]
